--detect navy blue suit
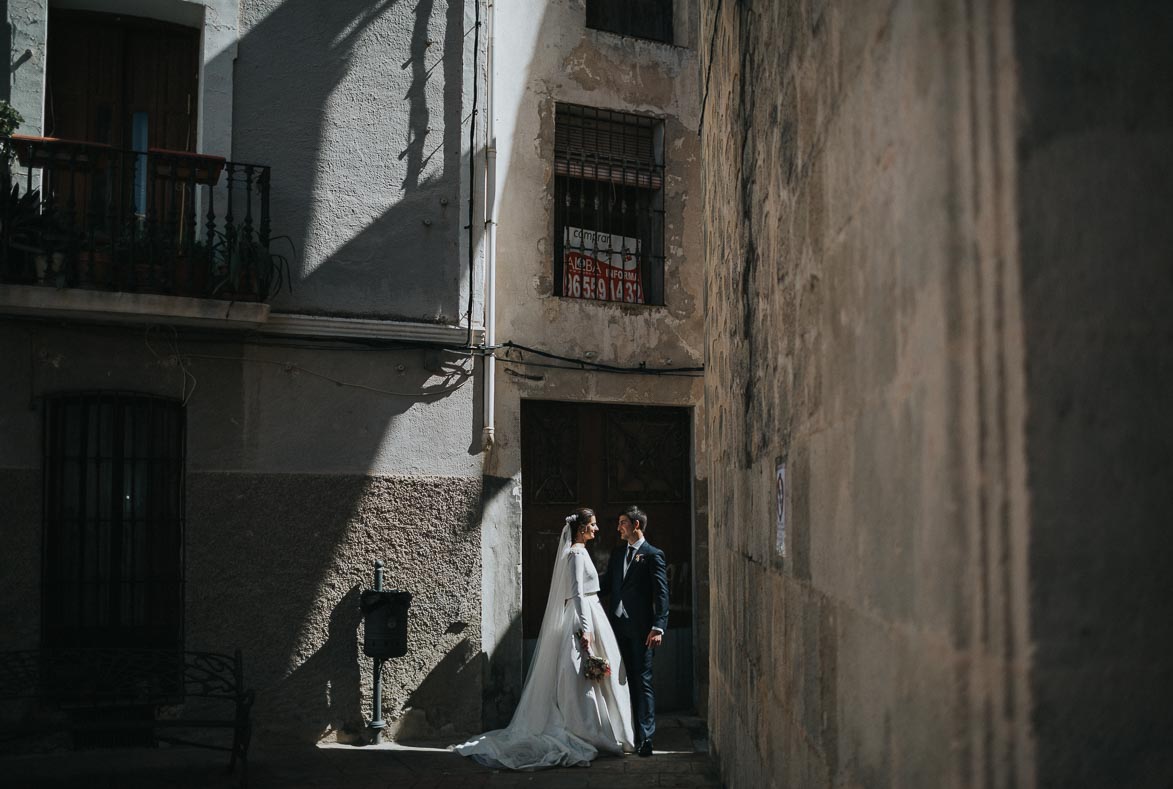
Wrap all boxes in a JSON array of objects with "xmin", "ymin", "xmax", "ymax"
[{"xmin": 601, "ymin": 539, "xmax": 669, "ymax": 747}]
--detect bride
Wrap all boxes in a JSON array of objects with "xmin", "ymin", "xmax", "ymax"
[{"xmin": 454, "ymin": 508, "xmax": 635, "ymax": 769}]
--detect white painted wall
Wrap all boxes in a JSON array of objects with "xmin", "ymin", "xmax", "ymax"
[{"xmin": 233, "ymin": 0, "xmax": 483, "ymax": 323}]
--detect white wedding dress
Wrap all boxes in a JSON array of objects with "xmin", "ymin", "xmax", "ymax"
[{"xmin": 454, "ymin": 524, "xmax": 635, "ymax": 769}]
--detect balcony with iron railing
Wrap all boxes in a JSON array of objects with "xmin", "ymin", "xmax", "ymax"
[{"xmin": 0, "ymin": 135, "xmax": 287, "ymax": 307}]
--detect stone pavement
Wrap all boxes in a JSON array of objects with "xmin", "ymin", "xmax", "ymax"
[{"xmin": 2, "ymin": 714, "xmax": 721, "ymax": 788}]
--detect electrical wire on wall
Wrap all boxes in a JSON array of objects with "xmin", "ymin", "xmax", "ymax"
[
  {"xmin": 698, "ymin": 0, "xmax": 724, "ymax": 139},
  {"xmin": 493, "ymin": 341, "xmax": 703, "ymax": 377}
]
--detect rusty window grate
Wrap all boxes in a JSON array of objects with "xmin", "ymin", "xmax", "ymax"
[
  {"xmin": 554, "ymin": 104, "xmax": 665, "ymax": 306},
  {"xmin": 586, "ymin": 0, "xmax": 673, "ymax": 44},
  {"xmin": 41, "ymin": 393, "xmax": 186, "ymax": 651}
]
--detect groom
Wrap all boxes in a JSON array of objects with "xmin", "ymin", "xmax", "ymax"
[{"xmin": 601, "ymin": 506, "xmax": 669, "ymax": 757}]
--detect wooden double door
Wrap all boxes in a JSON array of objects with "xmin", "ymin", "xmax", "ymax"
[
  {"xmin": 46, "ymin": 9, "xmax": 199, "ymax": 152},
  {"xmin": 520, "ymin": 400, "xmax": 693, "ymax": 642}
]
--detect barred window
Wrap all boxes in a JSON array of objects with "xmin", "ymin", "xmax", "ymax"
[
  {"xmin": 554, "ymin": 104, "xmax": 665, "ymax": 306},
  {"xmin": 586, "ymin": 0, "xmax": 673, "ymax": 44},
  {"xmin": 42, "ymin": 393, "xmax": 185, "ymax": 650}
]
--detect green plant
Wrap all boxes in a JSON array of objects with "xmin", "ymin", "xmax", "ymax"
[
  {"xmin": 0, "ymin": 101, "xmax": 25, "ymax": 167},
  {"xmin": 0, "ymin": 181, "xmax": 44, "ymax": 282},
  {"xmin": 0, "ymin": 101, "xmax": 23, "ymax": 136}
]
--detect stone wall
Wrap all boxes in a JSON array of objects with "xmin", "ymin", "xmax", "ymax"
[{"xmin": 700, "ymin": 1, "xmax": 1033, "ymax": 786}]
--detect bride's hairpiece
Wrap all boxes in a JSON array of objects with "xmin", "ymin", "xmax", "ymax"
[{"xmin": 565, "ymin": 513, "xmax": 578, "ymax": 525}]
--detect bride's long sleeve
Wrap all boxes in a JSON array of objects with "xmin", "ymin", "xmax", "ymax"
[{"xmin": 568, "ymin": 552, "xmax": 591, "ymax": 634}]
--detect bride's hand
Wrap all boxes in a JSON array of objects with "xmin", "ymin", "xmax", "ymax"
[{"xmin": 580, "ymin": 631, "xmax": 592, "ymax": 651}]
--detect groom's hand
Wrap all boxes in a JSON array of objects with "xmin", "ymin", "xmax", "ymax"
[{"xmin": 645, "ymin": 630, "xmax": 662, "ymax": 649}]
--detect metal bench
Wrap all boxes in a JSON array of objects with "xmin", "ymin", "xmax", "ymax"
[{"xmin": 0, "ymin": 648, "xmax": 254, "ymax": 786}]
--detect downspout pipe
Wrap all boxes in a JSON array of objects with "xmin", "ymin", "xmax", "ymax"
[{"xmin": 481, "ymin": 0, "xmax": 497, "ymax": 452}]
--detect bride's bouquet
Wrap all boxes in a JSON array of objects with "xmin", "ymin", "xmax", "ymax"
[{"xmin": 575, "ymin": 631, "xmax": 612, "ymax": 681}]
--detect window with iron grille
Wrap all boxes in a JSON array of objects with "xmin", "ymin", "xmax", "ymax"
[
  {"xmin": 42, "ymin": 393, "xmax": 185, "ymax": 650},
  {"xmin": 554, "ymin": 104, "xmax": 665, "ymax": 306},
  {"xmin": 586, "ymin": 0, "xmax": 673, "ymax": 44}
]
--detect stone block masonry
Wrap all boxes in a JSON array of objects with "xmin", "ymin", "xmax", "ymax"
[
  {"xmin": 701, "ymin": 0, "xmax": 1173, "ymax": 786},
  {"xmin": 701, "ymin": 0, "xmax": 1034, "ymax": 786}
]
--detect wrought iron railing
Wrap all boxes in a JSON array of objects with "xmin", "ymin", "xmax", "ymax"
[{"xmin": 0, "ymin": 135, "xmax": 287, "ymax": 302}]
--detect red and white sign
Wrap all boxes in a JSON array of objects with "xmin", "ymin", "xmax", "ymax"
[{"xmin": 562, "ymin": 227, "xmax": 645, "ymax": 304}]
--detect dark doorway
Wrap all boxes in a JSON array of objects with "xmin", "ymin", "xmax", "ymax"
[
  {"xmin": 41, "ymin": 393, "xmax": 186, "ymax": 651},
  {"xmin": 520, "ymin": 400, "xmax": 694, "ymax": 709}
]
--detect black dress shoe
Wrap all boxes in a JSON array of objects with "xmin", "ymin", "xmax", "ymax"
[{"xmin": 637, "ymin": 739, "xmax": 653, "ymax": 757}]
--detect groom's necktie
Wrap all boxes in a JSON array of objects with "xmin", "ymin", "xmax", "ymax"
[{"xmin": 617, "ymin": 545, "xmax": 637, "ymax": 619}]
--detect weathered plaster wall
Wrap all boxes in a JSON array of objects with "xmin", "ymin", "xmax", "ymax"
[
  {"xmin": 234, "ymin": 0, "xmax": 481, "ymax": 323},
  {"xmin": 701, "ymin": 1, "xmax": 1032, "ymax": 786},
  {"xmin": 0, "ymin": 321, "xmax": 484, "ymax": 740},
  {"xmin": 1014, "ymin": 4, "xmax": 1173, "ymax": 785},
  {"xmin": 188, "ymin": 472, "xmax": 482, "ymax": 743},
  {"xmin": 482, "ymin": 0, "xmax": 707, "ymax": 723}
]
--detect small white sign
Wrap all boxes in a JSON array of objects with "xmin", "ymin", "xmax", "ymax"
[{"xmin": 775, "ymin": 460, "xmax": 786, "ymax": 557}]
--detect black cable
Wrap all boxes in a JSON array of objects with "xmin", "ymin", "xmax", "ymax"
[
  {"xmin": 698, "ymin": 0, "xmax": 724, "ymax": 139},
  {"xmin": 503, "ymin": 358, "xmax": 702, "ymax": 378},
  {"xmin": 501, "ymin": 340, "xmax": 703, "ymax": 374}
]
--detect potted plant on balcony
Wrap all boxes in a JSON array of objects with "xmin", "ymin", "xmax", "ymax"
[
  {"xmin": 208, "ymin": 232, "xmax": 292, "ymax": 302},
  {"xmin": 0, "ymin": 181, "xmax": 43, "ymax": 283}
]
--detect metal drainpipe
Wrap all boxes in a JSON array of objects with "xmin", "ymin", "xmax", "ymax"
[{"xmin": 481, "ymin": 0, "xmax": 497, "ymax": 452}]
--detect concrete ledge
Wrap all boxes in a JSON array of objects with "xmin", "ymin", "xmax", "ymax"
[
  {"xmin": 263, "ymin": 312, "xmax": 482, "ymax": 345},
  {"xmin": 0, "ymin": 284, "xmax": 269, "ymax": 330},
  {"xmin": 0, "ymin": 285, "xmax": 483, "ymax": 344}
]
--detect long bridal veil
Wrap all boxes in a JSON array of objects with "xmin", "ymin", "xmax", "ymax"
[{"xmin": 454, "ymin": 522, "xmax": 599, "ymax": 769}]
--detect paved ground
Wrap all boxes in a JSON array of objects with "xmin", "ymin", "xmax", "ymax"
[{"xmin": 2, "ymin": 714, "xmax": 721, "ymax": 788}]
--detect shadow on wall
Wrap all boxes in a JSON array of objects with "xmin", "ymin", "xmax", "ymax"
[
  {"xmin": 224, "ymin": 0, "xmax": 474, "ymax": 321},
  {"xmin": 258, "ymin": 586, "xmax": 365, "ymax": 743},
  {"xmin": 479, "ymin": 611, "xmax": 522, "ymax": 730},
  {"xmin": 185, "ymin": 449, "xmax": 482, "ymax": 744},
  {"xmin": 398, "ymin": 637, "xmax": 481, "ymax": 740},
  {"xmin": 177, "ymin": 0, "xmax": 485, "ymax": 744}
]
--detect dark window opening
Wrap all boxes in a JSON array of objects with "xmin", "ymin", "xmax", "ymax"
[
  {"xmin": 42, "ymin": 393, "xmax": 186, "ymax": 651},
  {"xmin": 586, "ymin": 0, "xmax": 673, "ymax": 44},
  {"xmin": 554, "ymin": 104, "xmax": 665, "ymax": 306}
]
